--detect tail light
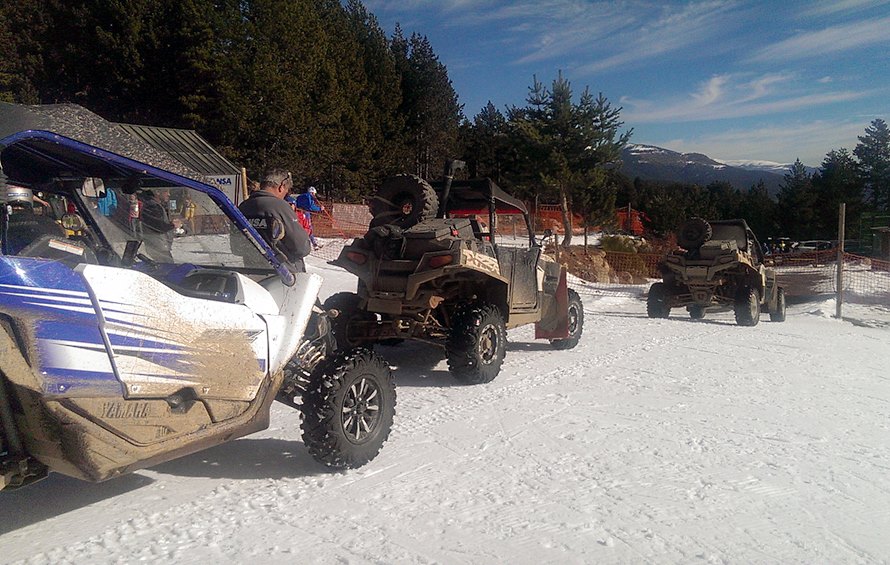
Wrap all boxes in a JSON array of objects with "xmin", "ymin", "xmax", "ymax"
[
  {"xmin": 428, "ymin": 254, "xmax": 453, "ymax": 268},
  {"xmin": 346, "ymin": 251, "xmax": 368, "ymax": 265}
]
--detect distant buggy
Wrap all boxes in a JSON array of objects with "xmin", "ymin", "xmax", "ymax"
[
  {"xmin": 647, "ymin": 218, "xmax": 786, "ymax": 326},
  {"xmin": 328, "ymin": 161, "xmax": 584, "ymax": 385}
]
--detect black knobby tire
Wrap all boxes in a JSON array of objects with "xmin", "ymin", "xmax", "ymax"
[
  {"xmin": 770, "ymin": 287, "xmax": 787, "ymax": 322},
  {"xmin": 646, "ymin": 282, "xmax": 671, "ymax": 319},
  {"xmin": 446, "ymin": 303, "xmax": 507, "ymax": 384},
  {"xmin": 301, "ymin": 348, "xmax": 396, "ymax": 469},
  {"xmin": 678, "ymin": 217, "xmax": 713, "ymax": 250},
  {"xmin": 323, "ymin": 292, "xmax": 374, "ymax": 350},
  {"xmin": 550, "ymin": 289, "xmax": 584, "ymax": 350},
  {"xmin": 369, "ymin": 174, "xmax": 439, "ymax": 229},
  {"xmin": 689, "ymin": 305, "xmax": 706, "ymax": 319},
  {"xmin": 734, "ymin": 286, "xmax": 761, "ymax": 326}
]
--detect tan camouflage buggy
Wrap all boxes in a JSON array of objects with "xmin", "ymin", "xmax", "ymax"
[
  {"xmin": 648, "ymin": 218, "xmax": 786, "ymax": 326},
  {"xmin": 328, "ymin": 161, "xmax": 584, "ymax": 384}
]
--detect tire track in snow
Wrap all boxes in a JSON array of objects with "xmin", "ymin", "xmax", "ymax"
[
  {"xmin": 9, "ymin": 315, "xmax": 740, "ymax": 563},
  {"xmin": 367, "ymin": 318, "xmax": 732, "ymax": 560},
  {"xmin": 392, "ymin": 321, "xmax": 725, "ymax": 439},
  {"xmin": 15, "ymin": 474, "xmax": 430, "ymax": 565}
]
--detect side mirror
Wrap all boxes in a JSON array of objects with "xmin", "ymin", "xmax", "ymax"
[{"xmin": 81, "ymin": 177, "xmax": 106, "ymax": 199}]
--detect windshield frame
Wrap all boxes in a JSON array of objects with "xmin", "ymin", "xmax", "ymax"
[{"xmin": 0, "ymin": 130, "xmax": 294, "ymax": 285}]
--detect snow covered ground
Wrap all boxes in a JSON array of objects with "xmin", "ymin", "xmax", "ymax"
[{"xmin": 2, "ymin": 255, "xmax": 889, "ymax": 564}]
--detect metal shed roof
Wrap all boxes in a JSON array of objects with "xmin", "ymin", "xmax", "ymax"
[
  {"xmin": 116, "ymin": 123, "xmax": 239, "ymax": 177},
  {"xmin": 0, "ymin": 102, "xmax": 201, "ymax": 181},
  {"xmin": 1, "ymin": 103, "xmax": 243, "ymax": 201}
]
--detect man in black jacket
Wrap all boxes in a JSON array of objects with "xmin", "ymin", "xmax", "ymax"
[{"xmin": 238, "ymin": 169, "xmax": 312, "ymax": 272}]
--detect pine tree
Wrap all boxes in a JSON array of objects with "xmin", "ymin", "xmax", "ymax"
[
  {"xmin": 705, "ymin": 181, "xmax": 742, "ymax": 220},
  {"xmin": 391, "ymin": 30, "xmax": 462, "ymax": 179},
  {"xmin": 338, "ymin": 0, "xmax": 405, "ymax": 195},
  {"xmin": 35, "ymin": 0, "xmax": 157, "ymax": 119},
  {"xmin": 508, "ymin": 73, "xmax": 631, "ymax": 245},
  {"xmin": 220, "ymin": 0, "xmax": 333, "ymax": 175},
  {"xmin": 160, "ymin": 0, "xmax": 236, "ymax": 131},
  {"xmin": 740, "ymin": 180, "xmax": 778, "ymax": 239},
  {"xmin": 853, "ymin": 118, "xmax": 890, "ymax": 211},
  {"xmin": 461, "ymin": 102, "xmax": 511, "ymax": 183},
  {"xmin": 812, "ymin": 148, "xmax": 863, "ymax": 238},
  {"xmin": 633, "ymin": 180, "xmax": 708, "ymax": 237},
  {"xmin": 0, "ymin": 1, "xmax": 46, "ymax": 103},
  {"xmin": 776, "ymin": 160, "xmax": 817, "ymax": 239}
]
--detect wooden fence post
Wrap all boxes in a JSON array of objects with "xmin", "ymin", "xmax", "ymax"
[{"xmin": 240, "ymin": 167, "xmax": 248, "ymax": 204}]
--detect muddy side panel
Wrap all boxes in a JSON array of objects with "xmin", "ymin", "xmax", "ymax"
[
  {"xmin": 0, "ymin": 258, "xmax": 285, "ymax": 483},
  {"xmin": 763, "ymin": 268, "xmax": 779, "ymax": 309},
  {"xmin": 78, "ymin": 264, "xmax": 268, "ymax": 403}
]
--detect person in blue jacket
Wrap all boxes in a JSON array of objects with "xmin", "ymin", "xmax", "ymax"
[{"xmin": 289, "ymin": 186, "xmax": 324, "ymax": 250}]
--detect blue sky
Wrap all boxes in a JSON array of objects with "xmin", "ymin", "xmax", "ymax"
[{"xmin": 364, "ymin": 0, "xmax": 890, "ymax": 167}]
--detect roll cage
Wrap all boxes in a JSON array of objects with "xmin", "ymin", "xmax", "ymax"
[
  {"xmin": 431, "ymin": 178, "xmax": 536, "ymax": 248},
  {"xmin": 1, "ymin": 130, "xmax": 293, "ymax": 285}
]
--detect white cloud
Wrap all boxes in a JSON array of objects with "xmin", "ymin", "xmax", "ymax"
[
  {"xmin": 739, "ymin": 74, "xmax": 794, "ymax": 102},
  {"xmin": 692, "ymin": 75, "xmax": 730, "ymax": 105},
  {"xmin": 622, "ymin": 73, "xmax": 871, "ymax": 123},
  {"xmin": 575, "ymin": 1, "xmax": 742, "ymax": 73},
  {"xmin": 749, "ymin": 16, "xmax": 890, "ymax": 62},
  {"xmin": 656, "ymin": 120, "xmax": 867, "ymax": 165},
  {"xmin": 372, "ymin": 0, "xmax": 744, "ymax": 72},
  {"xmin": 366, "ymin": 1, "xmax": 889, "ymax": 72},
  {"xmin": 801, "ymin": 0, "xmax": 890, "ymax": 17}
]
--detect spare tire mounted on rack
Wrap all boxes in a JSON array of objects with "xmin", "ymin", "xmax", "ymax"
[
  {"xmin": 678, "ymin": 217, "xmax": 713, "ymax": 250},
  {"xmin": 369, "ymin": 174, "xmax": 439, "ymax": 229}
]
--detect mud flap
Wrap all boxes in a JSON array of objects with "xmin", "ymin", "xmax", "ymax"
[{"xmin": 535, "ymin": 269, "xmax": 569, "ymax": 340}]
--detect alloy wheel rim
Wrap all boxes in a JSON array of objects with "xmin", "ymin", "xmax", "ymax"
[
  {"xmin": 567, "ymin": 305, "xmax": 579, "ymax": 334},
  {"xmin": 342, "ymin": 377, "xmax": 381, "ymax": 442},
  {"xmin": 479, "ymin": 324, "xmax": 498, "ymax": 364}
]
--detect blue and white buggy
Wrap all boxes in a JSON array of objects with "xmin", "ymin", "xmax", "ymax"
[{"xmin": 0, "ymin": 104, "xmax": 395, "ymax": 490}]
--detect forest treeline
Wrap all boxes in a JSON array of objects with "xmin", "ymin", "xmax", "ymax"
[
  {"xmin": 0, "ymin": 0, "xmax": 462, "ymax": 201},
  {"xmin": 1, "ymin": 1, "xmax": 888, "ymax": 243}
]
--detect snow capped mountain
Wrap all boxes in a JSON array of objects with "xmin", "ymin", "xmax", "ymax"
[
  {"xmin": 626, "ymin": 144, "xmax": 728, "ymax": 170},
  {"xmin": 718, "ymin": 159, "xmax": 819, "ymax": 176},
  {"xmin": 621, "ymin": 144, "xmax": 786, "ymax": 195},
  {"xmin": 718, "ymin": 159, "xmax": 791, "ymax": 174},
  {"xmin": 625, "ymin": 144, "xmax": 665, "ymax": 155}
]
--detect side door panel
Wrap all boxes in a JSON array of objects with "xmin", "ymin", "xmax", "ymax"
[
  {"xmin": 0, "ymin": 257, "xmax": 121, "ymax": 397},
  {"xmin": 78, "ymin": 265, "xmax": 268, "ymax": 403},
  {"xmin": 496, "ymin": 247, "xmax": 540, "ymax": 310}
]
